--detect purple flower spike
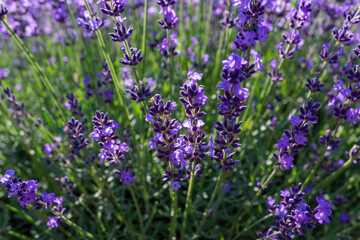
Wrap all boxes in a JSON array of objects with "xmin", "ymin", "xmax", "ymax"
[
  {"xmin": 1, "ymin": 170, "xmax": 65, "ymax": 228},
  {"xmin": 274, "ymin": 99, "xmax": 320, "ymax": 170}
]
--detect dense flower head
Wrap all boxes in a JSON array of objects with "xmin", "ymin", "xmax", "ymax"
[
  {"xmin": 119, "ymin": 47, "xmax": 143, "ymax": 66},
  {"xmin": 209, "ymin": 51, "xmax": 252, "ymax": 171},
  {"xmin": 157, "ymin": 32, "xmax": 180, "ymax": 58},
  {"xmin": 218, "ymin": 53, "xmax": 253, "ymax": 99},
  {"xmin": 0, "ymin": 4, "xmax": 7, "ymax": 21},
  {"xmin": 147, "ymin": 94, "xmax": 186, "ymax": 190},
  {"xmin": 179, "ymin": 71, "xmax": 208, "ymax": 116},
  {"xmin": 274, "ymin": 99, "xmax": 320, "ymax": 170},
  {"xmin": 157, "ymin": 7, "xmax": 179, "ymax": 29},
  {"xmin": 327, "ymin": 59, "xmax": 360, "ymax": 124},
  {"xmin": 232, "ymin": 0, "xmax": 272, "ymax": 51},
  {"xmin": 67, "ymin": 117, "xmax": 89, "ymax": 153},
  {"xmin": 99, "ymin": 0, "xmax": 126, "ymax": 17},
  {"xmin": 332, "ymin": 27, "xmax": 353, "ymax": 43},
  {"xmin": 77, "ymin": 12, "xmax": 103, "ymax": 32},
  {"xmin": 261, "ymin": 183, "xmax": 332, "ymax": 239},
  {"xmin": 108, "ymin": 19, "xmax": 134, "ymax": 42},
  {"xmin": 306, "ymin": 77, "xmax": 324, "ymax": 92},
  {"xmin": 177, "ymin": 71, "xmax": 209, "ymax": 179},
  {"xmin": 125, "ymin": 77, "xmax": 155, "ymax": 103},
  {"xmin": 91, "ymin": 111, "xmax": 133, "ymax": 184},
  {"xmin": 1, "ymin": 170, "xmax": 65, "ymax": 228}
]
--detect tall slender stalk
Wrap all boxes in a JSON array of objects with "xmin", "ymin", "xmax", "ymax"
[
  {"xmin": 141, "ymin": 0, "xmax": 149, "ymax": 77},
  {"xmin": 1, "ymin": 20, "xmax": 67, "ymax": 122},
  {"xmin": 170, "ymin": 187, "xmax": 178, "ymax": 239},
  {"xmin": 302, "ymin": 120, "xmax": 342, "ymax": 189},
  {"xmin": 127, "ymin": 185, "xmax": 146, "ymax": 238},
  {"xmin": 38, "ymin": 201, "xmax": 95, "ymax": 239},
  {"xmin": 196, "ymin": 170, "xmax": 225, "ymax": 235},
  {"xmin": 82, "ymin": 1, "xmax": 150, "ymax": 209},
  {"xmin": 167, "ymin": 29, "xmax": 173, "ymax": 98},
  {"xmin": 181, "ymin": 162, "xmax": 196, "ymax": 240},
  {"xmin": 307, "ymin": 156, "xmax": 353, "ymax": 199},
  {"xmin": 82, "ymin": 0, "xmax": 134, "ymax": 136}
]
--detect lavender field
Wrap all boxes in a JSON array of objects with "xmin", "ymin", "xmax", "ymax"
[{"xmin": 0, "ymin": 0, "xmax": 360, "ymax": 239}]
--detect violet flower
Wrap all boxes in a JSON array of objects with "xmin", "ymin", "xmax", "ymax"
[
  {"xmin": 210, "ymin": 53, "xmax": 253, "ymax": 171},
  {"xmin": 260, "ymin": 183, "xmax": 332, "ymax": 239},
  {"xmin": 1, "ymin": 170, "xmax": 65, "ymax": 228},
  {"xmin": 90, "ymin": 111, "xmax": 133, "ymax": 184},
  {"xmin": 274, "ymin": 99, "xmax": 320, "ymax": 170},
  {"xmin": 146, "ymin": 94, "xmax": 185, "ymax": 190},
  {"xmin": 179, "ymin": 71, "xmax": 209, "ymax": 178}
]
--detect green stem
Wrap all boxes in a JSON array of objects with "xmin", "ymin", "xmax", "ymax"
[
  {"xmin": 257, "ymin": 231, "xmax": 281, "ymax": 240},
  {"xmin": 127, "ymin": 185, "xmax": 146, "ymax": 238},
  {"xmin": 1, "ymin": 20, "xmax": 67, "ymax": 122},
  {"xmin": 235, "ymin": 214, "xmax": 272, "ymax": 237},
  {"xmin": 307, "ymin": 157, "xmax": 353, "ymax": 198},
  {"xmin": 0, "ymin": 229, "xmax": 33, "ymax": 240},
  {"xmin": 82, "ymin": 0, "xmax": 135, "ymax": 136},
  {"xmin": 200, "ymin": 0, "xmax": 214, "ymax": 57},
  {"xmin": 196, "ymin": 170, "xmax": 225, "ymax": 235},
  {"xmin": 302, "ymin": 120, "xmax": 342, "ymax": 189},
  {"xmin": 170, "ymin": 187, "xmax": 178, "ymax": 239},
  {"xmin": 181, "ymin": 161, "xmax": 196, "ymax": 240},
  {"xmin": 141, "ymin": 0, "xmax": 149, "ymax": 77},
  {"xmin": 330, "ymin": 219, "xmax": 360, "ymax": 239},
  {"xmin": 42, "ymin": 203, "xmax": 94, "ymax": 239},
  {"xmin": 235, "ymin": 166, "xmax": 279, "ymax": 232},
  {"xmin": 167, "ymin": 29, "xmax": 173, "ymax": 98}
]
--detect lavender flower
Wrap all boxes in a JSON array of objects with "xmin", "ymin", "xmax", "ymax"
[
  {"xmin": 233, "ymin": 0, "xmax": 272, "ymax": 51},
  {"xmin": 306, "ymin": 77, "xmax": 324, "ymax": 92},
  {"xmin": 108, "ymin": 16, "xmax": 133, "ymax": 42},
  {"xmin": 99, "ymin": 0, "xmax": 126, "ymax": 16},
  {"xmin": 77, "ymin": 12, "xmax": 103, "ymax": 32},
  {"xmin": 261, "ymin": 183, "xmax": 332, "ymax": 239},
  {"xmin": 119, "ymin": 47, "xmax": 143, "ymax": 66},
  {"xmin": 157, "ymin": 32, "xmax": 180, "ymax": 58},
  {"xmin": 0, "ymin": 4, "xmax": 7, "ymax": 20},
  {"xmin": 1, "ymin": 170, "xmax": 65, "ymax": 228},
  {"xmin": 67, "ymin": 117, "xmax": 89, "ymax": 154},
  {"xmin": 157, "ymin": 7, "xmax": 179, "ymax": 30},
  {"xmin": 274, "ymin": 99, "xmax": 320, "ymax": 170},
  {"xmin": 146, "ymin": 94, "xmax": 185, "ymax": 190},
  {"xmin": 179, "ymin": 71, "xmax": 209, "ymax": 178},
  {"xmin": 210, "ymin": 53, "xmax": 251, "ymax": 171},
  {"xmin": 90, "ymin": 111, "xmax": 133, "ymax": 184},
  {"xmin": 276, "ymin": 0, "xmax": 313, "ymax": 60}
]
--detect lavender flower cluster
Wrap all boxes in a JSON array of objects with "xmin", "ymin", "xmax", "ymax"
[
  {"xmin": 1, "ymin": 170, "xmax": 65, "ymax": 228},
  {"xmin": 90, "ymin": 111, "xmax": 133, "ymax": 184},
  {"xmin": 261, "ymin": 183, "xmax": 332, "ymax": 239},
  {"xmin": 275, "ymin": 99, "xmax": 320, "ymax": 170},
  {"xmin": 1, "ymin": 0, "xmax": 360, "ymax": 239}
]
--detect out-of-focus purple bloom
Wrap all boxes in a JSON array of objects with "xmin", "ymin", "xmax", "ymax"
[
  {"xmin": 339, "ymin": 212, "xmax": 350, "ymax": 223},
  {"xmin": 77, "ymin": 12, "xmax": 104, "ymax": 32},
  {"xmin": 44, "ymin": 143, "xmax": 54, "ymax": 155}
]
